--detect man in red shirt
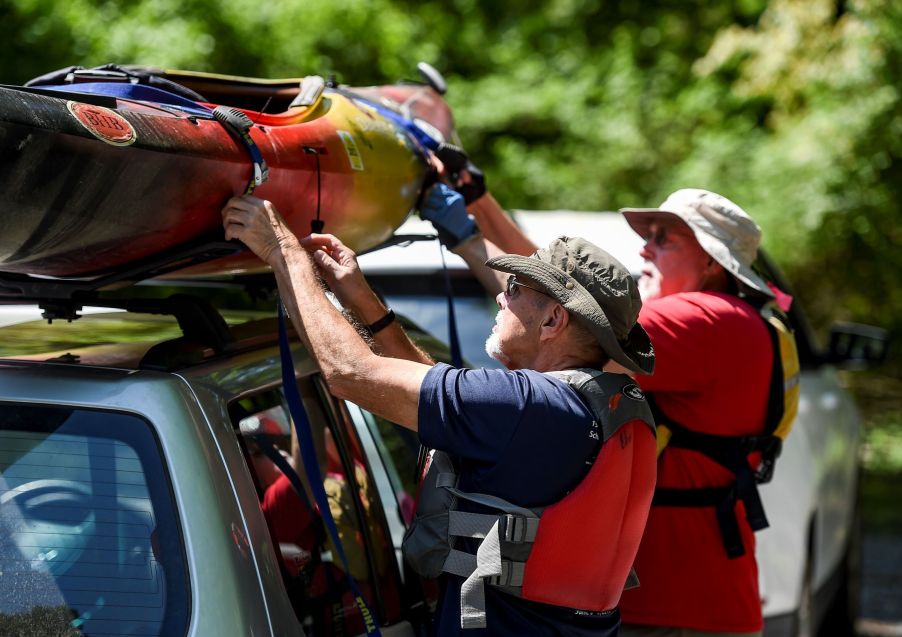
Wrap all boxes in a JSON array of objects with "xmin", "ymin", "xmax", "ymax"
[{"xmin": 614, "ymin": 189, "xmax": 778, "ymax": 636}]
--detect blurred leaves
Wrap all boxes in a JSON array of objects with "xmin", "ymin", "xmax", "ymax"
[{"xmin": 1, "ymin": 0, "xmax": 900, "ymax": 351}]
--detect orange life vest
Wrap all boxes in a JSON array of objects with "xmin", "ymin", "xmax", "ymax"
[{"xmin": 402, "ymin": 369, "xmax": 657, "ymax": 629}]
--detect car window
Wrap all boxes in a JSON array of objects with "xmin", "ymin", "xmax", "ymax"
[
  {"xmin": 323, "ymin": 394, "xmax": 405, "ymax": 625},
  {"xmin": 0, "ymin": 404, "xmax": 189, "ymax": 637},
  {"xmin": 355, "ymin": 411, "xmax": 419, "ymax": 524},
  {"xmin": 231, "ymin": 376, "xmax": 402, "ymax": 635},
  {"xmin": 348, "ymin": 407, "xmax": 440, "ymax": 614},
  {"xmin": 370, "ymin": 273, "xmax": 501, "ymax": 370}
]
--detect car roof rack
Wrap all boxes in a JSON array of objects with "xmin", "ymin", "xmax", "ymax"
[
  {"xmin": 0, "ymin": 237, "xmax": 244, "ymax": 317},
  {"xmin": 0, "ymin": 238, "xmax": 253, "ymax": 368}
]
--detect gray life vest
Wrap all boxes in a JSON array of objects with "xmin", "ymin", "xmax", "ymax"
[{"xmin": 402, "ymin": 368, "xmax": 657, "ymax": 629}]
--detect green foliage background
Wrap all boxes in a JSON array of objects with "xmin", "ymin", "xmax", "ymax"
[{"xmin": 2, "ymin": 0, "xmax": 900, "ymax": 354}]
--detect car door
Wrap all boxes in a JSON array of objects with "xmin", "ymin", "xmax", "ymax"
[{"xmin": 229, "ymin": 372, "xmax": 422, "ymax": 636}]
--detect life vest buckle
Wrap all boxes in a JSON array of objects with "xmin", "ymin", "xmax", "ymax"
[
  {"xmin": 754, "ymin": 436, "xmax": 783, "ymax": 484},
  {"xmin": 485, "ymin": 560, "xmax": 525, "ymax": 587},
  {"xmin": 499, "ymin": 513, "xmax": 539, "ymax": 544}
]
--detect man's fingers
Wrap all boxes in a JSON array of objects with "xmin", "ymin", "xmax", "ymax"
[
  {"xmin": 311, "ymin": 248, "xmax": 340, "ymax": 276},
  {"xmin": 301, "ymin": 233, "xmax": 356, "ymax": 266},
  {"xmin": 225, "ymin": 194, "xmax": 264, "ymax": 209},
  {"xmin": 223, "ymin": 219, "xmax": 245, "ymax": 242},
  {"xmin": 300, "ymin": 234, "xmax": 335, "ymax": 251},
  {"xmin": 303, "ymin": 233, "xmax": 343, "ymax": 248}
]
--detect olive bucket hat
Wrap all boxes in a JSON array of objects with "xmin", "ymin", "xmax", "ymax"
[
  {"xmin": 620, "ymin": 188, "xmax": 774, "ymax": 298},
  {"xmin": 486, "ymin": 236, "xmax": 655, "ymax": 375}
]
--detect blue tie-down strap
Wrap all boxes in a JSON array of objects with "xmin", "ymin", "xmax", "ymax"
[
  {"xmin": 212, "ymin": 106, "xmax": 270, "ymax": 195},
  {"xmin": 343, "ymin": 91, "xmax": 441, "ymax": 151},
  {"xmin": 438, "ymin": 244, "xmax": 463, "ymax": 368},
  {"xmin": 37, "ymin": 82, "xmax": 214, "ymax": 118},
  {"xmin": 277, "ymin": 304, "xmax": 382, "ymax": 636}
]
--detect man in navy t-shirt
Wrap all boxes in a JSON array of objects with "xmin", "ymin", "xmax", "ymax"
[
  {"xmin": 418, "ymin": 365, "xmax": 630, "ymax": 636},
  {"xmin": 221, "ymin": 188, "xmax": 655, "ymax": 635}
]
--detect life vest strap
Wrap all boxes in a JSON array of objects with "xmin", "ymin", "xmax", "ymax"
[
  {"xmin": 448, "ymin": 511, "xmax": 498, "ymax": 539},
  {"xmin": 447, "ymin": 486, "xmax": 538, "ymax": 519},
  {"xmin": 443, "ymin": 548, "xmax": 477, "ymax": 577},
  {"xmin": 446, "ymin": 548, "xmax": 529, "ymax": 629},
  {"xmin": 664, "ymin": 426, "xmax": 781, "ymax": 469},
  {"xmin": 653, "ymin": 450, "xmax": 770, "ymax": 558},
  {"xmin": 441, "ymin": 498, "xmax": 541, "ymax": 628},
  {"xmin": 460, "ymin": 516, "xmax": 503, "ymax": 629},
  {"xmin": 653, "ymin": 486, "xmax": 732, "ymax": 506},
  {"xmin": 445, "ymin": 550, "xmax": 528, "ymax": 587},
  {"xmin": 447, "ymin": 508, "xmax": 541, "ymax": 543}
]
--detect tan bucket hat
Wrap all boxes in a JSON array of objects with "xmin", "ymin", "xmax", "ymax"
[
  {"xmin": 485, "ymin": 236, "xmax": 655, "ymax": 375},
  {"xmin": 620, "ymin": 188, "xmax": 774, "ymax": 298}
]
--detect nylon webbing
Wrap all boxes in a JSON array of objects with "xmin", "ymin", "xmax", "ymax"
[
  {"xmin": 253, "ymin": 433, "xmax": 314, "ymax": 511},
  {"xmin": 438, "ymin": 243, "xmax": 463, "ymax": 368},
  {"xmin": 212, "ymin": 106, "xmax": 269, "ymax": 195},
  {"xmin": 649, "ymin": 400, "xmax": 772, "ymax": 558},
  {"xmin": 338, "ymin": 89, "xmax": 441, "ymax": 151},
  {"xmin": 460, "ymin": 518, "xmax": 502, "ymax": 629},
  {"xmin": 277, "ymin": 304, "xmax": 381, "ymax": 636}
]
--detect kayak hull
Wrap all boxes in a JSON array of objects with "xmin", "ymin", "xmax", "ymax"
[{"xmin": 0, "ymin": 80, "xmax": 434, "ymax": 278}]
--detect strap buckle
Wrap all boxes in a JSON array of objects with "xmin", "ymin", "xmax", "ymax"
[
  {"xmin": 498, "ymin": 513, "xmax": 538, "ymax": 544},
  {"xmin": 753, "ymin": 436, "xmax": 783, "ymax": 484},
  {"xmin": 486, "ymin": 560, "xmax": 525, "ymax": 587}
]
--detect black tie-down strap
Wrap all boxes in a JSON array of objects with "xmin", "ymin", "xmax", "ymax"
[{"xmin": 652, "ymin": 427, "xmax": 780, "ymax": 558}]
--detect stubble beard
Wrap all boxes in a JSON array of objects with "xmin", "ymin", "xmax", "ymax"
[
  {"xmin": 485, "ymin": 310, "xmax": 511, "ymax": 367},
  {"xmin": 638, "ymin": 271, "xmax": 662, "ymax": 301}
]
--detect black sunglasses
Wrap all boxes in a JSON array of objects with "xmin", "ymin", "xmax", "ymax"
[
  {"xmin": 643, "ymin": 224, "xmax": 693, "ymax": 248},
  {"xmin": 505, "ymin": 275, "xmax": 546, "ymax": 299}
]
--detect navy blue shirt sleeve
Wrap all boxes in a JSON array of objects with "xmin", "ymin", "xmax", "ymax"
[
  {"xmin": 417, "ymin": 363, "xmax": 599, "ymax": 506},
  {"xmin": 418, "ymin": 364, "xmax": 530, "ymax": 463}
]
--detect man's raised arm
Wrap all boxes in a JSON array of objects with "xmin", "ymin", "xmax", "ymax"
[
  {"xmin": 432, "ymin": 143, "xmax": 538, "ymax": 258},
  {"xmin": 299, "ymin": 233, "xmax": 434, "ymax": 366},
  {"xmin": 221, "ymin": 195, "xmax": 430, "ymax": 431}
]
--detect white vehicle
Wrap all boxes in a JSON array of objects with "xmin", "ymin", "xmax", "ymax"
[{"xmin": 359, "ymin": 212, "xmax": 887, "ymax": 635}]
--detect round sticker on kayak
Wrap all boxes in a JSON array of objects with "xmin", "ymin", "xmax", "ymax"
[
  {"xmin": 66, "ymin": 101, "xmax": 136, "ymax": 146},
  {"xmin": 623, "ymin": 384, "xmax": 645, "ymax": 401}
]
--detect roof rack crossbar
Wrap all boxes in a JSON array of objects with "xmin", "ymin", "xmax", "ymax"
[
  {"xmin": 359, "ymin": 232, "xmax": 438, "ymax": 255},
  {"xmin": 0, "ymin": 238, "xmax": 244, "ymax": 307},
  {"xmin": 101, "ymin": 294, "xmax": 236, "ymax": 353}
]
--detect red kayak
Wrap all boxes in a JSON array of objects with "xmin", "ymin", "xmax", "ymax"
[{"xmin": 0, "ymin": 64, "xmax": 454, "ymax": 279}]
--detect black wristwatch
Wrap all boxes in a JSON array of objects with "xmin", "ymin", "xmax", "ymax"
[{"xmin": 366, "ymin": 309, "xmax": 396, "ymax": 335}]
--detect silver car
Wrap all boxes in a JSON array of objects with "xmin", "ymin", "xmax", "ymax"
[{"xmin": 0, "ymin": 301, "xmax": 441, "ymax": 636}]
